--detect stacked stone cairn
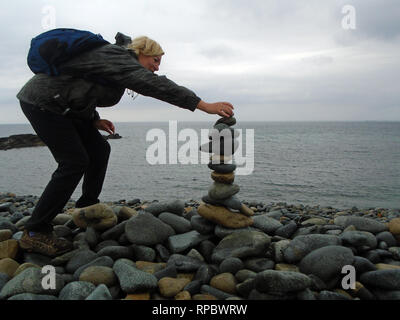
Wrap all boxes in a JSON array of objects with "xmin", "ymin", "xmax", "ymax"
[{"xmin": 198, "ymin": 117, "xmax": 255, "ymax": 229}]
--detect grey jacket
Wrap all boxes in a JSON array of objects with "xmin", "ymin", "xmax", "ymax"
[{"xmin": 17, "ymin": 42, "xmax": 202, "ymax": 120}]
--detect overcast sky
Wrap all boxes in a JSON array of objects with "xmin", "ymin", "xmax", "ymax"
[{"xmin": 0, "ymin": 0, "xmax": 399, "ymax": 123}]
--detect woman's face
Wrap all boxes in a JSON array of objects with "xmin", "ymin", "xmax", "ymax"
[{"xmin": 138, "ymin": 54, "xmax": 162, "ymax": 73}]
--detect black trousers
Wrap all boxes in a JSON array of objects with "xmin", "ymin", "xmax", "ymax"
[{"xmin": 20, "ymin": 101, "xmax": 111, "ymax": 233}]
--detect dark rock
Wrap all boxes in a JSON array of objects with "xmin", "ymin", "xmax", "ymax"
[
  {"xmin": 73, "ymin": 256, "xmax": 114, "ymax": 279},
  {"xmin": 158, "ymin": 212, "xmax": 192, "ymax": 234},
  {"xmin": 58, "ymin": 281, "xmax": 96, "ymax": 300},
  {"xmin": 155, "ymin": 244, "xmax": 170, "ymax": 262},
  {"xmin": 94, "ymin": 240, "xmax": 119, "ymax": 252},
  {"xmin": 65, "ymin": 249, "xmax": 98, "ymax": 273},
  {"xmin": 97, "ymin": 246, "xmax": 134, "ymax": 260},
  {"xmin": 85, "ymin": 284, "xmax": 112, "ymax": 300},
  {"xmin": 125, "ymin": 212, "xmax": 175, "ymax": 246},
  {"xmin": 211, "ymin": 231, "xmax": 271, "ymax": 264},
  {"xmin": 243, "ymin": 258, "xmax": 275, "ymax": 272},
  {"xmin": 184, "ymin": 280, "xmax": 202, "ymax": 295},
  {"xmin": 190, "ymin": 215, "xmax": 215, "ymax": 235},
  {"xmin": 219, "ymin": 257, "xmax": 244, "ymax": 274},
  {"xmin": 100, "ymin": 221, "xmax": 127, "ymax": 240},
  {"xmin": 113, "ymin": 259, "xmax": 158, "ymax": 293},
  {"xmin": 167, "ymin": 254, "xmax": 205, "ymax": 272},
  {"xmin": 360, "ymin": 269, "xmax": 400, "ymax": 290},
  {"xmin": 283, "ymin": 234, "xmax": 341, "ymax": 263},
  {"xmin": 131, "ymin": 245, "xmax": 156, "ymax": 262},
  {"xmin": 317, "ymin": 290, "xmax": 351, "ymax": 300},
  {"xmin": 353, "ymin": 256, "xmax": 377, "ymax": 274},
  {"xmin": 0, "ymin": 134, "xmax": 45, "ymax": 150},
  {"xmin": 153, "ymin": 265, "xmax": 177, "ymax": 280},
  {"xmin": 275, "ymin": 221, "xmax": 297, "ymax": 238},
  {"xmin": 200, "ymin": 284, "xmax": 235, "ymax": 299},
  {"xmin": 168, "ymin": 230, "xmax": 211, "ymax": 254},
  {"xmin": 255, "ymin": 270, "xmax": 312, "ymax": 294},
  {"xmin": 299, "ymin": 245, "xmax": 354, "ymax": 282},
  {"xmin": 334, "ymin": 216, "xmax": 388, "ymax": 234},
  {"xmin": 194, "ymin": 264, "xmax": 217, "ymax": 284}
]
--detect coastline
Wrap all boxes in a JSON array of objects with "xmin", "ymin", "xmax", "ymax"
[{"xmin": 0, "ymin": 191, "xmax": 400, "ymax": 301}]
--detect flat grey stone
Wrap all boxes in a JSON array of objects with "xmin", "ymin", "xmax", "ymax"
[
  {"xmin": 113, "ymin": 260, "xmax": 158, "ymax": 293},
  {"xmin": 299, "ymin": 245, "xmax": 354, "ymax": 282},
  {"xmin": 168, "ymin": 230, "xmax": 211, "ymax": 253},
  {"xmin": 85, "ymin": 284, "xmax": 113, "ymax": 300},
  {"xmin": 0, "ymin": 268, "xmax": 64, "ymax": 300},
  {"xmin": 339, "ymin": 231, "xmax": 377, "ymax": 249},
  {"xmin": 255, "ymin": 270, "xmax": 312, "ymax": 294},
  {"xmin": 283, "ymin": 234, "xmax": 342, "ymax": 263},
  {"xmin": 158, "ymin": 212, "xmax": 192, "ymax": 234},
  {"xmin": 200, "ymin": 284, "xmax": 235, "ymax": 299},
  {"xmin": 360, "ymin": 269, "xmax": 400, "ymax": 290},
  {"xmin": 65, "ymin": 249, "xmax": 98, "ymax": 274},
  {"xmin": 243, "ymin": 257, "xmax": 275, "ymax": 272},
  {"xmin": 252, "ymin": 214, "xmax": 283, "ymax": 235},
  {"xmin": 219, "ymin": 257, "xmax": 244, "ymax": 274},
  {"xmin": 208, "ymin": 182, "xmax": 240, "ymax": 200},
  {"xmin": 214, "ymin": 225, "xmax": 259, "ymax": 239},
  {"xmin": 144, "ymin": 200, "xmax": 185, "ymax": 216},
  {"xmin": 202, "ymin": 195, "xmax": 242, "ymax": 211},
  {"xmin": 58, "ymin": 281, "xmax": 96, "ymax": 300},
  {"xmin": 211, "ymin": 231, "xmax": 271, "ymax": 264},
  {"xmin": 167, "ymin": 254, "xmax": 205, "ymax": 272},
  {"xmin": 8, "ymin": 293, "xmax": 58, "ymax": 300},
  {"xmin": 334, "ymin": 216, "xmax": 388, "ymax": 234},
  {"xmin": 191, "ymin": 215, "xmax": 215, "ymax": 235},
  {"xmin": 73, "ymin": 256, "xmax": 114, "ymax": 279},
  {"xmin": 131, "ymin": 245, "xmax": 156, "ymax": 262},
  {"xmin": 100, "ymin": 221, "xmax": 127, "ymax": 240},
  {"xmin": 96, "ymin": 246, "xmax": 134, "ymax": 260},
  {"xmin": 125, "ymin": 212, "xmax": 175, "ymax": 246}
]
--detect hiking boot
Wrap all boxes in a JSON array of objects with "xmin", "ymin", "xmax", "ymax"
[{"xmin": 19, "ymin": 230, "xmax": 73, "ymax": 257}]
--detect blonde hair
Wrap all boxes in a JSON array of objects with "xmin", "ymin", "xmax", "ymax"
[{"xmin": 127, "ymin": 36, "xmax": 164, "ymax": 57}]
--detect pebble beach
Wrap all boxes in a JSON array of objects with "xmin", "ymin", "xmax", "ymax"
[{"xmin": 0, "ymin": 191, "xmax": 400, "ymax": 301}]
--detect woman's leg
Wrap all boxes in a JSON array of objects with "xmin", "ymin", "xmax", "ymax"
[
  {"xmin": 20, "ymin": 101, "xmax": 90, "ymax": 233},
  {"xmin": 74, "ymin": 120, "xmax": 111, "ymax": 208}
]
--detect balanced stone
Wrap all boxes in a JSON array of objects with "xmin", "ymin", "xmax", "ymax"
[
  {"xmin": 208, "ymin": 163, "xmax": 237, "ymax": 173},
  {"xmin": 208, "ymin": 182, "xmax": 240, "ymax": 200},
  {"xmin": 211, "ymin": 171, "xmax": 235, "ymax": 184},
  {"xmin": 202, "ymin": 195, "xmax": 242, "ymax": 210},
  {"xmin": 200, "ymin": 139, "xmax": 239, "ymax": 156},
  {"xmin": 198, "ymin": 203, "xmax": 253, "ymax": 229},
  {"xmin": 215, "ymin": 116, "xmax": 237, "ymax": 127}
]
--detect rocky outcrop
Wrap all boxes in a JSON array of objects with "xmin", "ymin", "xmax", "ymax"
[{"xmin": 0, "ymin": 134, "xmax": 45, "ymax": 150}]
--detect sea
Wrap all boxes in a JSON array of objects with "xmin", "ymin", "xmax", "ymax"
[{"xmin": 0, "ymin": 121, "xmax": 399, "ymax": 210}]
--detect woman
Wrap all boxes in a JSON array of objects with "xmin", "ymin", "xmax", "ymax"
[{"xmin": 17, "ymin": 33, "xmax": 234, "ymax": 257}]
